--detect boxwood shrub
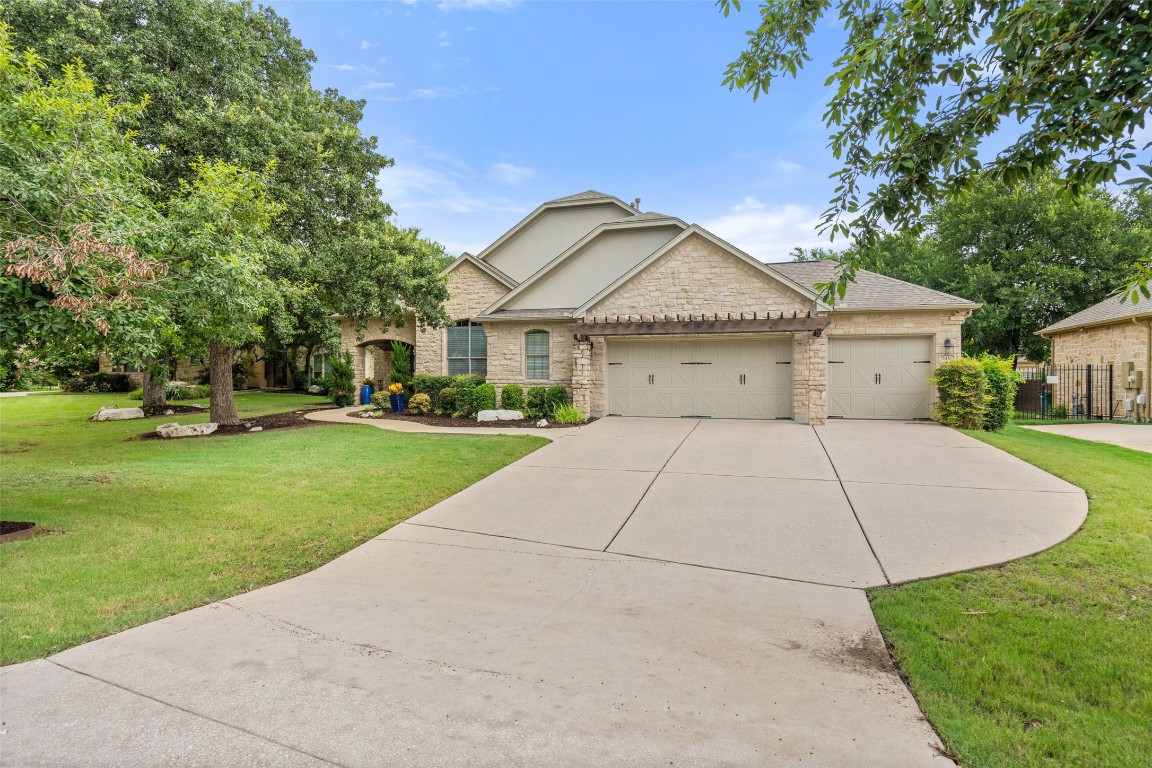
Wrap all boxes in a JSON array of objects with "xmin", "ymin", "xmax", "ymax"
[
  {"xmin": 500, "ymin": 383, "xmax": 524, "ymax": 411},
  {"xmin": 932, "ymin": 358, "xmax": 987, "ymax": 430},
  {"xmin": 475, "ymin": 382, "xmax": 496, "ymax": 412},
  {"xmin": 980, "ymin": 354, "xmax": 1023, "ymax": 432},
  {"xmin": 524, "ymin": 386, "xmax": 548, "ymax": 419}
]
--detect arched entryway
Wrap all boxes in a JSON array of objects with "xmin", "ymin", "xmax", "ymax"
[{"xmin": 353, "ymin": 338, "xmax": 414, "ymax": 392}]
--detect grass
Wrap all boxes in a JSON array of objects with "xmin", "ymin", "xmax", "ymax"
[
  {"xmin": 1012, "ymin": 415, "xmax": 1151, "ymax": 426},
  {"xmin": 0, "ymin": 392, "xmax": 546, "ymax": 664},
  {"xmin": 869, "ymin": 426, "xmax": 1152, "ymax": 768}
]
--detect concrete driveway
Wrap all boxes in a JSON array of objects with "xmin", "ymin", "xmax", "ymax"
[
  {"xmin": 1023, "ymin": 422, "xmax": 1152, "ymax": 454},
  {"xmin": 1, "ymin": 419, "xmax": 1086, "ymax": 767}
]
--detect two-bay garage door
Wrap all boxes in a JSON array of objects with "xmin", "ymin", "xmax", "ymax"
[
  {"xmin": 607, "ymin": 338, "xmax": 792, "ymax": 419},
  {"xmin": 828, "ymin": 337, "xmax": 933, "ymax": 420}
]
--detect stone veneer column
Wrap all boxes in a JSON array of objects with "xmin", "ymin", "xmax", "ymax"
[
  {"xmin": 807, "ymin": 333, "xmax": 828, "ymax": 426},
  {"xmin": 571, "ymin": 338, "xmax": 593, "ymax": 415},
  {"xmin": 351, "ymin": 345, "xmax": 366, "ymax": 395}
]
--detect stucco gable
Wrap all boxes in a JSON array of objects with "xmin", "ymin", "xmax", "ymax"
[{"xmin": 587, "ymin": 232, "xmax": 816, "ymax": 319}]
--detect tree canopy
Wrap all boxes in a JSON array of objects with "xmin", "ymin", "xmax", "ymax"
[{"xmin": 721, "ymin": 0, "xmax": 1152, "ymax": 302}]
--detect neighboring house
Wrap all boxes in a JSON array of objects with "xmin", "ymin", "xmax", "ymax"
[
  {"xmin": 100, "ymin": 349, "xmax": 303, "ymax": 390},
  {"xmin": 339, "ymin": 191, "xmax": 979, "ymax": 425},
  {"xmin": 1037, "ymin": 292, "xmax": 1152, "ymax": 419}
]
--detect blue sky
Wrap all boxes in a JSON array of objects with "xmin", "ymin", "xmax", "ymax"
[{"xmin": 266, "ymin": 0, "xmax": 848, "ymax": 262}]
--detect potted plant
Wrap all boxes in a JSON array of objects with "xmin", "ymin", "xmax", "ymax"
[
  {"xmin": 387, "ymin": 382, "xmax": 406, "ymax": 413},
  {"xmin": 360, "ymin": 377, "xmax": 375, "ymax": 406}
]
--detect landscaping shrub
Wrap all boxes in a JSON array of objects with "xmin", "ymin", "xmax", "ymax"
[
  {"xmin": 60, "ymin": 372, "xmax": 133, "ymax": 393},
  {"xmin": 390, "ymin": 341, "xmax": 412, "ymax": 387},
  {"xmin": 232, "ymin": 360, "xmax": 249, "ymax": 390},
  {"xmin": 980, "ymin": 354, "xmax": 1024, "ymax": 432},
  {"xmin": 932, "ymin": 358, "xmax": 988, "ymax": 430},
  {"xmin": 552, "ymin": 402, "xmax": 586, "ymax": 425},
  {"xmin": 452, "ymin": 373, "xmax": 484, "ymax": 417},
  {"xmin": 408, "ymin": 393, "xmax": 432, "ymax": 415},
  {"xmin": 438, "ymin": 387, "xmax": 457, "ymax": 415},
  {"xmin": 370, "ymin": 391, "xmax": 387, "ymax": 409},
  {"xmin": 500, "ymin": 383, "xmax": 524, "ymax": 411},
  {"xmin": 524, "ymin": 386, "xmax": 548, "ymax": 419},
  {"xmin": 325, "ymin": 350, "xmax": 355, "ymax": 407},
  {"xmin": 413, "ymin": 374, "xmax": 454, "ymax": 410},
  {"xmin": 475, "ymin": 383, "xmax": 496, "ymax": 412},
  {"xmin": 545, "ymin": 385, "xmax": 569, "ymax": 414}
]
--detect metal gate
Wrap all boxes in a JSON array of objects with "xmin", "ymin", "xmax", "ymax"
[{"xmin": 1014, "ymin": 364, "xmax": 1116, "ymax": 420}]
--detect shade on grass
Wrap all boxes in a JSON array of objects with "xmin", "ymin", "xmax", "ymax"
[
  {"xmin": 0, "ymin": 393, "xmax": 546, "ymax": 664},
  {"xmin": 869, "ymin": 426, "xmax": 1151, "ymax": 768}
]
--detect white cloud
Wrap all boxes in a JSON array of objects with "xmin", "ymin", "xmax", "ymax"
[
  {"xmin": 488, "ymin": 162, "xmax": 535, "ymax": 186},
  {"xmin": 701, "ymin": 198, "xmax": 831, "ymax": 262},
  {"xmin": 362, "ymin": 81, "xmax": 396, "ymax": 90},
  {"xmin": 442, "ymin": 241, "xmax": 490, "ymax": 257},
  {"xmin": 379, "ymin": 85, "xmax": 469, "ymax": 102},
  {"xmin": 359, "ymin": 40, "xmax": 374, "ymax": 50},
  {"xmin": 437, "ymin": 0, "xmax": 518, "ymax": 11},
  {"xmin": 329, "ymin": 63, "xmax": 375, "ymax": 73},
  {"xmin": 379, "ymin": 159, "xmax": 525, "ymax": 218}
]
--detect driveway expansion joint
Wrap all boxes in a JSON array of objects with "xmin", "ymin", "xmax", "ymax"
[{"xmin": 46, "ymin": 659, "xmax": 349, "ymax": 768}]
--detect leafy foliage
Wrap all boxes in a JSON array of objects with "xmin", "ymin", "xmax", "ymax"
[
  {"xmin": 325, "ymin": 350, "xmax": 354, "ymax": 408},
  {"xmin": 412, "ymin": 374, "xmax": 454, "ymax": 411},
  {"xmin": 438, "ymin": 387, "xmax": 457, "ymax": 416},
  {"xmin": 390, "ymin": 341, "xmax": 412, "ymax": 386},
  {"xmin": 407, "ymin": 392, "xmax": 432, "ymax": 415},
  {"xmin": 59, "ymin": 372, "xmax": 133, "ymax": 393},
  {"xmin": 720, "ymin": 0, "xmax": 1152, "ymax": 302},
  {"xmin": 980, "ymin": 354, "xmax": 1023, "ymax": 432},
  {"xmin": 551, "ymin": 402, "xmax": 586, "ymax": 425},
  {"xmin": 499, "ymin": 383, "xmax": 524, "ymax": 411},
  {"xmin": 451, "ymin": 373, "xmax": 484, "ymax": 418},
  {"xmin": 932, "ymin": 358, "xmax": 988, "ymax": 430},
  {"xmin": 474, "ymin": 383, "xmax": 496, "ymax": 412},
  {"xmin": 524, "ymin": 386, "xmax": 548, "ymax": 420}
]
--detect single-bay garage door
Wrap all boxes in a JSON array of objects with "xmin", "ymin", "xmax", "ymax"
[
  {"xmin": 607, "ymin": 338, "xmax": 792, "ymax": 419},
  {"xmin": 828, "ymin": 337, "xmax": 933, "ymax": 419}
]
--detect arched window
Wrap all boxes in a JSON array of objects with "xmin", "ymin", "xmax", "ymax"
[
  {"xmin": 525, "ymin": 330, "xmax": 550, "ymax": 380},
  {"xmin": 447, "ymin": 320, "xmax": 486, "ymax": 375}
]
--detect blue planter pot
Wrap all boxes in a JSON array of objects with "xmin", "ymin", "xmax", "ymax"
[
  {"xmin": 360, "ymin": 385, "xmax": 374, "ymax": 405},
  {"xmin": 389, "ymin": 393, "xmax": 406, "ymax": 413}
]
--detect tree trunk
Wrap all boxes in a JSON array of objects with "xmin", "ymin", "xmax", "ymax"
[
  {"xmin": 208, "ymin": 340, "xmax": 239, "ymax": 425},
  {"xmin": 141, "ymin": 359, "xmax": 167, "ymax": 410}
]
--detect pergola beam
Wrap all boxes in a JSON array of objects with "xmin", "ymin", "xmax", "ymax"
[{"xmin": 568, "ymin": 313, "xmax": 830, "ymax": 339}]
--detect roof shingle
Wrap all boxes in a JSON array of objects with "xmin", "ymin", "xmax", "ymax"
[
  {"xmin": 1039, "ymin": 292, "xmax": 1152, "ymax": 333},
  {"xmin": 771, "ymin": 261, "xmax": 978, "ymax": 310}
]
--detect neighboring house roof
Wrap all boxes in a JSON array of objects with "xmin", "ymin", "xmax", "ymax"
[
  {"xmin": 772, "ymin": 261, "xmax": 980, "ymax": 311},
  {"xmin": 1038, "ymin": 291, "xmax": 1152, "ymax": 334},
  {"xmin": 443, "ymin": 252, "xmax": 518, "ymax": 289}
]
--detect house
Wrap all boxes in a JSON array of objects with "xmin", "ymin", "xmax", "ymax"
[
  {"xmin": 1037, "ymin": 291, "xmax": 1152, "ymax": 420},
  {"xmin": 340, "ymin": 191, "xmax": 979, "ymax": 425},
  {"xmin": 99, "ymin": 348, "xmax": 306, "ymax": 390}
]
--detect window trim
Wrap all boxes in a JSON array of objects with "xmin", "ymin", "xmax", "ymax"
[{"xmin": 524, "ymin": 329, "xmax": 550, "ymax": 381}]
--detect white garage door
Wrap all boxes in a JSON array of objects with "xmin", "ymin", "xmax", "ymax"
[
  {"xmin": 607, "ymin": 338, "xmax": 792, "ymax": 419},
  {"xmin": 828, "ymin": 337, "xmax": 933, "ymax": 419}
]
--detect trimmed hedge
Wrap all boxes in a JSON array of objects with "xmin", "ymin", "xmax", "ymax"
[
  {"xmin": 475, "ymin": 383, "xmax": 496, "ymax": 412},
  {"xmin": 413, "ymin": 374, "xmax": 454, "ymax": 411},
  {"xmin": 60, "ymin": 373, "xmax": 133, "ymax": 393},
  {"xmin": 500, "ymin": 383, "xmax": 523, "ymax": 411},
  {"xmin": 981, "ymin": 354, "xmax": 1023, "ymax": 432},
  {"xmin": 452, "ymin": 373, "xmax": 483, "ymax": 417},
  {"xmin": 932, "ymin": 358, "xmax": 988, "ymax": 430},
  {"xmin": 524, "ymin": 385, "xmax": 570, "ymax": 420}
]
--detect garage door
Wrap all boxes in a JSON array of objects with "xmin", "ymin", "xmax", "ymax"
[
  {"xmin": 828, "ymin": 337, "xmax": 933, "ymax": 419},
  {"xmin": 606, "ymin": 338, "xmax": 792, "ymax": 419}
]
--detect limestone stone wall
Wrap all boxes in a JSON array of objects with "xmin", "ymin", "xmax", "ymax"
[
  {"xmin": 337, "ymin": 315, "xmax": 418, "ymax": 392},
  {"xmin": 414, "ymin": 260, "xmax": 510, "ymax": 375},
  {"xmin": 792, "ymin": 333, "xmax": 828, "ymax": 425},
  {"xmin": 589, "ymin": 233, "xmax": 814, "ymax": 318},
  {"xmin": 484, "ymin": 322, "xmax": 574, "ymax": 403},
  {"xmin": 1051, "ymin": 322, "xmax": 1151, "ymax": 399}
]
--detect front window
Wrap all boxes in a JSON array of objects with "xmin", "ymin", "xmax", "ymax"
[
  {"xmin": 447, "ymin": 320, "xmax": 487, "ymax": 375},
  {"xmin": 312, "ymin": 353, "xmax": 330, "ymax": 380},
  {"xmin": 525, "ymin": 330, "xmax": 550, "ymax": 380}
]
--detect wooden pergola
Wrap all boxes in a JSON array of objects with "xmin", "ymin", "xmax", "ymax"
[{"xmin": 568, "ymin": 311, "xmax": 830, "ymax": 340}]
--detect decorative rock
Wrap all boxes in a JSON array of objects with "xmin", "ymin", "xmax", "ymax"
[
  {"xmin": 156, "ymin": 422, "xmax": 219, "ymax": 438},
  {"xmin": 163, "ymin": 409, "xmax": 174, "ymax": 416},
  {"xmin": 536, "ymin": 419, "xmax": 548, "ymax": 427},
  {"xmin": 248, "ymin": 426, "xmax": 263, "ymax": 432},
  {"xmin": 477, "ymin": 409, "xmax": 524, "ymax": 422},
  {"xmin": 307, "ymin": 384, "xmax": 322, "ymax": 394},
  {"xmin": 92, "ymin": 407, "xmax": 145, "ymax": 422}
]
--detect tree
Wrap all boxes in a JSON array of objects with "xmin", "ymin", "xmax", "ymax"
[
  {"xmin": 161, "ymin": 159, "xmax": 280, "ymax": 425},
  {"xmin": 858, "ymin": 175, "xmax": 1149, "ymax": 361},
  {"xmin": 0, "ymin": 26, "xmax": 167, "ymax": 355},
  {"xmin": 720, "ymin": 0, "xmax": 1152, "ymax": 302}
]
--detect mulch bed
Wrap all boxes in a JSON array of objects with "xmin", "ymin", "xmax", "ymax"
[
  {"xmin": 137, "ymin": 406, "xmax": 338, "ymax": 440},
  {"xmin": 141, "ymin": 404, "xmax": 207, "ymax": 417},
  {"xmin": 365, "ymin": 410, "xmax": 591, "ymax": 429}
]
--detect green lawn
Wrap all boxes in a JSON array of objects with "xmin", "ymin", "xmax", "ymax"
[
  {"xmin": 869, "ymin": 426, "xmax": 1152, "ymax": 768},
  {"xmin": 0, "ymin": 392, "xmax": 546, "ymax": 664}
]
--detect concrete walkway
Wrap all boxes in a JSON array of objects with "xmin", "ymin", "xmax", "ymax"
[
  {"xmin": 1023, "ymin": 423, "xmax": 1152, "ymax": 454},
  {"xmin": 1, "ymin": 419, "xmax": 1087, "ymax": 767}
]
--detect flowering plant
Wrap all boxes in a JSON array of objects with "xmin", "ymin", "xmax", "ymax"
[
  {"xmin": 363, "ymin": 377, "xmax": 374, "ymax": 386},
  {"xmin": 387, "ymin": 382, "xmax": 404, "ymax": 395}
]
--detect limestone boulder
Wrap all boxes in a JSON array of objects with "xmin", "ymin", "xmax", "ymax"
[
  {"xmin": 91, "ymin": 407, "xmax": 145, "ymax": 422},
  {"xmin": 477, "ymin": 409, "xmax": 524, "ymax": 422},
  {"xmin": 156, "ymin": 422, "xmax": 218, "ymax": 438}
]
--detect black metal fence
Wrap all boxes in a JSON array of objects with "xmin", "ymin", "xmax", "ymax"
[{"xmin": 1015, "ymin": 364, "xmax": 1116, "ymax": 420}]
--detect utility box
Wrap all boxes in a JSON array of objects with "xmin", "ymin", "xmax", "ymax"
[{"xmin": 1128, "ymin": 370, "xmax": 1144, "ymax": 390}]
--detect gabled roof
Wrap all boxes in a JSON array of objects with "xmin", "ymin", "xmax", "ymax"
[
  {"xmin": 772, "ymin": 260, "xmax": 979, "ymax": 311},
  {"xmin": 574, "ymin": 225, "xmax": 827, "ymax": 317},
  {"xmin": 476, "ymin": 191, "xmax": 637, "ymax": 263},
  {"xmin": 478, "ymin": 215, "xmax": 688, "ymax": 317},
  {"xmin": 442, "ymin": 252, "xmax": 518, "ymax": 289},
  {"xmin": 1038, "ymin": 291, "xmax": 1152, "ymax": 334}
]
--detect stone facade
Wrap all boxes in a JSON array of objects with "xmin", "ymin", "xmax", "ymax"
[
  {"xmin": 590, "ymin": 234, "xmax": 814, "ymax": 318},
  {"xmin": 414, "ymin": 260, "xmax": 511, "ymax": 376},
  {"xmin": 792, "ymin": 333, "xmax": 828, "ymax": 425},
  {"xmin": 483, "ymin": 321, "xmax": 573, "ymax": 398},
  {"xmin": 339, "ymin": 316, "xmax": 418, "ymax": 392},
  {"xmin": 1050, "ymin": 321, "xmax": 1151, "ymax": 404}
]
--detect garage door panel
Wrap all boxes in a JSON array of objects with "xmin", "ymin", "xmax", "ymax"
[
  {"xmin": 608, "ymin": 338, "xmax": 792, "ymax": 419},
  {"xmin": 828, "ymin": 337, "xmax": 932, "ymax": 420}
]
